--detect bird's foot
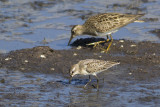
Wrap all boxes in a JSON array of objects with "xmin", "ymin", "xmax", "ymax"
[
  {"xmin": 100, "ymin": 40, "xmax": 113, "ymax": 53},
  {"xmin": 86, "ymin": 41, "xmax": 106, "ymax": 48},
  {"xmin": 69, "ymin": 77, "xmax": 72, "ymax": 84}
]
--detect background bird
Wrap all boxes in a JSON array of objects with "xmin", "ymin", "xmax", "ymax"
[{"xmin": 68, "ymin": 13, "xmax": 144, "ymax": 52}]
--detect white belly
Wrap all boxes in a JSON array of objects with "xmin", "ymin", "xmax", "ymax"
[{"xmin": 96, "ymin": 30, "xmax": 118, "ymax": 36}]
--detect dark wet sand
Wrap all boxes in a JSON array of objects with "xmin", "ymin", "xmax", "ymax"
[
  {"xmin": 0, "ymin": 38, "xmax": 160, "ymax": 106},
  {"xmin": 1, "ymin": 38, "xmax": 159, "ymax": 77}
]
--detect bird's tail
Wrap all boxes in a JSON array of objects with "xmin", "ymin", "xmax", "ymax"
[
  {"xmin": 134, "ymin": 20, "xmax": 144, "ymax": 23},
  {"xmin": 134, "ymin": 14, "xmax": 145, "ymax": 23},
  {"xmin": 106, "ymin": 61, "xmax": 120, "ymax": 69}
]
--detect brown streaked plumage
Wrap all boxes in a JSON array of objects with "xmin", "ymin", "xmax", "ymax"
[
  {"xmin": 69, "ymin": 59, "xmax": 120, "ymax": 89},
  {"xmin": 68, "ymin": 13, "xmax": 144, "ymax": 52}
]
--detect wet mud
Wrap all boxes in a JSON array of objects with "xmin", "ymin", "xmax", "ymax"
[{"xmin": 0, "ymin": 38, "xmax": 160, "ymax": 106}]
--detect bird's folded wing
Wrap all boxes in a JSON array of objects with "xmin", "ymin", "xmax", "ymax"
[{"xmin": 86, "ymin": 60, "xmax": 107, "ymax": 73}]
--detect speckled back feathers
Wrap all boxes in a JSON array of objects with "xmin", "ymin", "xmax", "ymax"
[
  {"xmin": 83, "ymin": 13, "xmax": 144, "ymax": 33},
  {"xmin": 78, "ymin": 59, "xmax": 120, "ymax": 74}
]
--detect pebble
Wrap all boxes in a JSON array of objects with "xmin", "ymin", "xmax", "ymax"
[
  {"xmin": 20, "ymin": 68, "xmax": 25, "ymax": 70},
  {"xmin": 93, "ymin": 53, "xmax": 97, "ymax": 55},
  {"xmin": 99, "ymin": 56, "xmax": 102, "ymax": 58},
  {"xmin": 113, "ymin": 43, "xmax": 116, "ymax": 46}
]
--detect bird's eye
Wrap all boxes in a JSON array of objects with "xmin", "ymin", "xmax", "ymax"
[
  {"xmin": 71, "ymin": 71, "xmax": 74, "ymax": 74},
  {"xmin": 71, "ymin": 30, "xmax": 75, "ymax": 34}
]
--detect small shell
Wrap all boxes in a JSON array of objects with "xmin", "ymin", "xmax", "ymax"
[
  {"xmin": 76, "ymin": 46, "xmax": 82, "ymax": 50},
  {"xmin": 119, "ymin": 40, "xmax": 124, "ymax": 43},
  {"xmin": 40, "ymin": 55, "xmax": 46, "ymax": 58},
  {"xmin": 5, "ymin": 58, "xmax": 12, "ymax": 61},
  {"xmin": 101, "ymin": 51, "xmax": 105, "ymax": 53},
  {"xmin": 73, "ymin": 53, "xmax": 77, "ymax": 56},
  {"xmin": 24, "ymin": 60, "xmax": 28, "ymax": 63},
  {"xmin": 51, "ymin": 68, "xmax": 55, "ymax": 71},
  {"xmin": 130, "ymin": 44, "xmax": 136, "ymax": 47},
  {"xmin": 120, "ymin": 45, "xmax": 124, "ymax": 48},
  {"xmin": 128, "ymin": 73, "xmax": 132, "ymax": 75},
  {"xmin": 152, "ymin": 53, "xmax": 156, "ymax": 56}
]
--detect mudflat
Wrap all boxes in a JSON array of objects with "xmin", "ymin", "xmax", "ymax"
[{"xmin": 0, "ymin": 38, "xmax": 160, "ymax": 106}]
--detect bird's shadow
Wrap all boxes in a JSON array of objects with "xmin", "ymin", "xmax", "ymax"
[
  {"xmin": 70, "ymin": 37, "xmax": 106, "ymax": 47},
  {"xmin": 56, "ymin": 78, "xmax": 96, "ymax": 85}
]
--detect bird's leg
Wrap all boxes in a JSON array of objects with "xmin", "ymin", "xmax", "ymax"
[
  {"xmin": 95, "ymin": 75, "xmax": 99, "ymax": 89},
  {"xmin": 69, "ymin": 77, "xmax": 72, "ymax": 84},
  {"xmin": 106, "ymin": 35, "xmax": 110, "ymax": 42},
  {"xmin": 84, "ymin": 75, "xmax": 91, "ymax": 88},
  {"xmin": 101, "ymin": 34, "xmax": 113, "ymax": 53},
  {"xmin": 87, "ymin": 35, "xmax": 110, "ymax": 48},
  {"xmin": 106, "ymin": 34, "xmax": 113, "ymax": 51},
  {"xmin": 86, "ymin": 41, "xmax": 106, "ymax": 48}
]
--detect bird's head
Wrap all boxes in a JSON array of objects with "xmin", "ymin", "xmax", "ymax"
[
  {"xmin": 69, "ymin": 64, "xmax": 79, "ymax": 77},
  {"xmin": 68, "ymin": 25, "xmax": 84, "ymax": 45}
]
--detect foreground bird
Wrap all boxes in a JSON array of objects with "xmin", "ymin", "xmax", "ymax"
[
  {"xmin": 68, "ymin": 13, "xmax": 144, "ymax": 52},
  {"xmin": 69, "ymin": 59, "xmax": 120, "ymax": 89}
]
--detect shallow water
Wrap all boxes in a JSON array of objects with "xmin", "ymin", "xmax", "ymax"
[
  {"xmin": 0, "ymin": 68, "xmax": 160, "ymax": 106},
  {"xmin": 0, "ymin": 0, "xmax": 160, "ymax": 52}
]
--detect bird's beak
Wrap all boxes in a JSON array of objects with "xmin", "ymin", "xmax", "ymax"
[
  {"xmin": 68, "ymin": 34, "xmax": 74, "ymax": 46},
  {"xmin": 69, "ymin": 75, "xmax": 72, "ymax": 84}
]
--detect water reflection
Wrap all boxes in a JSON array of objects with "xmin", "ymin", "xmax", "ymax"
[{"xmin": 0, "ymin": 66, "xmax": 160, "ymax": 106}]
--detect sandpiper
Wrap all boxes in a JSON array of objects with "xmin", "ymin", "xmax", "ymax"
[
  {"xmin": 68, "ymin": 13, "xmax": 144, "ymax": 52},
  {"xmin": 69, "ymin": 59, "xmax": 120, "ymax": 89}
]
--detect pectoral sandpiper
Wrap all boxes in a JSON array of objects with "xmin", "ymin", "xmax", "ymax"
[
  {"xmin": 68, "ymin": 13, "xmax": 144, "ymax": 52},
  {"xmin": 69, "ymin": 59, "xmax": 120, "ymax": 89}
]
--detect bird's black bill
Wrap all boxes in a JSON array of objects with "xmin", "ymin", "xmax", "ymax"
[
  {"xmin": 68, "ymin": 35, "xmax": 74, "ymax": 46},
  {"xmin": 69, "ymin": 77, "xmax": 72, "ymax": 84}
]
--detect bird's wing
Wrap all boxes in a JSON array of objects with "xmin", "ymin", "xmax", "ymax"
[
  {"xmin": 84, "ymin": 13, "xmax": 144, "ymax": 33},
  {"xmin": 84, "ymin": 59, "xmax": 108, "ymax": 73},
  {"xmin": 78, "ymin": 59, "xmax": 120, "ymax": 73}
]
